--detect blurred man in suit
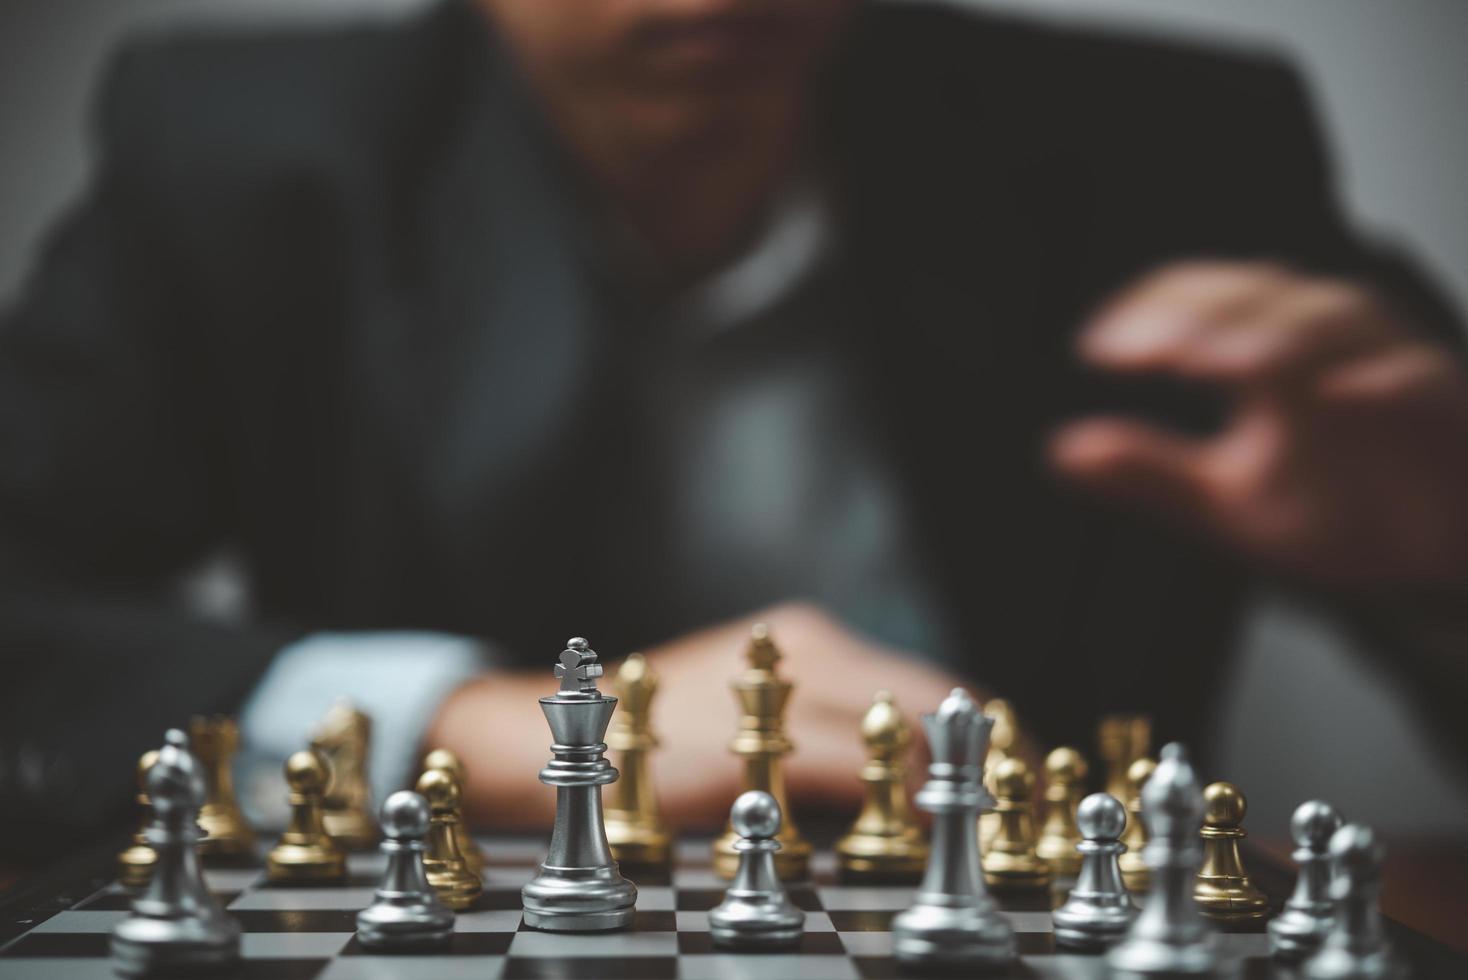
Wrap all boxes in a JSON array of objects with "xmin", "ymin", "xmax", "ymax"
[{"xmin": 2, "ymin": 0, "xmax": 1466, "ymax": 851}]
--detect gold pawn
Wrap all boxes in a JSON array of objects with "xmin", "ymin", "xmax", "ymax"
[
  {"xmin": 189, "ymin": 715, "xmax": 257, "ymax": 861},
  {"xmin": 1097, "ymin": 714, "xmax": 1151, "ymax": 805},
  {"xmin": 712, "ymin": 623, "xmax": 811, "ymax": 880},
  {"xmin": 983, "ymin": 756, "xmax": 1052, "ymax": 890},
  {"xmin": 835, "ymin": 691, "xmax": 928, "ymax": 880},
  {"xmin": 311, "ymin": 701, "xmax": 378, "ymax": 851},
  {"xmin": 1035, "ymin": 746, "xmax": 1088, "ymax": 876},
  {"xmin": 1118, "ymin": 756, "xmax": 1156, "ymax": 892},
  {"xmin": 421, "ymin": 748, "xmax": 487, "ymax": 879},
  {"xmin": 1194, "ymin": 781, "xmax": 1269, "ymax": 921},
  {"xmin": 266, "ymin": 751, "xmax": 347, "ymax": 883},
  {"xmin": 117, "ymin": 750, "xmax": 159, "ymax": 888},
  {"xmin": 979, "ymin": 698, "xmax": 1017, "ymax": 854},
  {"xmin": 604, "ymin": 653, "xmax": 672, "ymax": 869},
  {"xmin": 417, "ymin": 767, "xmax": 482, "ymax": 910}
]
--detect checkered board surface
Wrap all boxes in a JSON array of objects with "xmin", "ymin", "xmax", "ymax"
[{"xmin": 0, "ymin": 836, "xmax": 1303, "ymax": 979}]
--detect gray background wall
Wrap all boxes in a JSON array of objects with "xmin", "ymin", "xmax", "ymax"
[{"xmin": 2, "ymin": 0, "xmax": 1465, "ymax": 839}]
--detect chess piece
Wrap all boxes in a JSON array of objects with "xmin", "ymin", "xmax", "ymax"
[
  {"xmin": 311, "ymin": 701, "xmax": 378, "ymax": 850},
  {"xmin": 1098, "ymin": 714, "xmax": 1151, "ymax": 804},
  {"xmin": 266, "ymin": 750, "xmax": 347, "ymax": 883},
  {"xmin": 604, "ymin": 653, "xmax": 672, "ymax": 868},
  {"xmin": 835, "ymin": 690, "xmax": 927, "ymax": 880},
  {"xmin": 422, "ymin": 748, "xmax": 487, "ymax": 878},
  {"xmin": 1053, "ymin": 792, "xmax": 1138, "ymax": 950},
  {"xmin": 1108, "ymin": 743, "xmax": 1217, "ymax": 976},
  {"xmin": 1118, "ymin": 755, "xmax": 1157, "ymax": 892},
  {"xmin": 416, "ymin": 768, "xmax": 483, "ymax": 910},
  {"xmin": 1194, "ymin": 781, "xmax": 1268, "ymax": 922},
  {"xmin": 713, "ymin": 624, "xmax": 812, "ymax": 880},
  {"xmin": 892, "ymin": 688, "xmax": 1016, "ymax": 969},
  {"xmin": 709, "ymin": 791, "xmax": 807, "ymax": 949},
  {"xmin": 1303, "ymin": 823, "xmax": 1399, "ymax": 980},
  {"xmin": 117, "ymin": 749, "xmax": 159, "ymax": 888},
  {"xmin": 1270, "ymin": 800, "xmax": 1344, "ymax": 962},
  {"xmin": 983, "ymin": 756, "xmax": 1052, "ymax": 890},
  {"xmin": 978, "ymin": 697, "xmax": 1016, "ymax": 853},
  {"xmin": 110, "ymin": 730, "xmax": 241, "ymax": 977},
  {"xmin": 1036, "ymin": 746, "xmax": 1088, "ymax": 877},
  {"xmin": 357, "ymin": 790, "xmax": 456, "ymax": 950},
  {"xmin": 522, "ymin": 637, "xmax": 638, "ymax": 931},
  {"xmin": 189, "ymin": 715, "xmax": 256, "ymax": 861}
]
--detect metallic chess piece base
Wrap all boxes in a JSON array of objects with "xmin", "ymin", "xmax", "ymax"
[
  {"xmin": 1054, "ymin": 912, "xmax": 1134, "ymax": 952},
  {"xmin": 425, "ymin": 870, "xmax": 481, "ymax": 911},
  {"xmin": 892, "ymin": 898, "xmax": 1017, "ymax": 968},
  {"xmin": 1270, "ymin": 906, "xmax": 1335, "ymax": 963},
  {"xmin": 1108, "ymin": 933, "xmax": 1219, "ymax": 976},
  {"xmin": 265, "ymin": 844, "xmax": 345, "ymax": 883},
  {"xmin": 195, "ymin": 835, "xmax": 256, "ymax": 862},
  {"xmin": 110, "ymin": 931, "xmax": 239, "ymax": 979},
  {"xmin": 710, "ymin": 918, "xmax": 804, "ymax": 950},
  {"xmin": 834, "ymin": 836, "xmax": 927, "ymax": 881},
  {"xmin": 522, "ymin": 867, "xmax": 637, "ymax": 932},
  {"xmin": 605, "ymin": 823, "xmax": 672, "ymax": 869},
  {"xmin": 1194, "ymin": 878, "xmax": 1268, "ymax": 922},
  {"xmin": 356, "ymin": 900, "xmax": 454, "ymax": 952},
  {"xmin": 983, "ymin": 853, "xmax": 1052, "ymax": 891},
  {"xmin": 1304, "ymin": 946, "xmax": 1400, "ymax": 980}
]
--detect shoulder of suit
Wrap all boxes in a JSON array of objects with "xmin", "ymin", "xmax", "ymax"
[
  {"xmin": 94, "ymin": 0, "xmax": 486, "ymax": 178},
  {"xmin": 851, "ymin": 2, "xmax": 1309, "ymax": 126}
]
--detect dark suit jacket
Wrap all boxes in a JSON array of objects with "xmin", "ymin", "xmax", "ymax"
[{"xmin": 0, "ymin": 0, "xmax": 1460, "ymax": 856}]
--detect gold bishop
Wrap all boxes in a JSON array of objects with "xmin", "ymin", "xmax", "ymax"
[
  {"xmin": 713, "ymin": 623, "xmax": 811, "ymax": 880},
  {"xmin": 604, "ymin": 653, "xmax": 672, "ymax": 869},
  {"xmin": 835, "ymin": 691, "xmax": 927, "ymax": 880}
]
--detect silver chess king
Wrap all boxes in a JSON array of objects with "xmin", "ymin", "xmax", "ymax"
[{"xmin": 522, "ymin": 637, "xmax": 639, "ymax": 931}]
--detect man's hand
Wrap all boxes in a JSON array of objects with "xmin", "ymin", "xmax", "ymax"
[
  {"xmin": 1050, "ymin": 261, "xmax": 1468, "ymax": 590},
  {"xmin": 425, "ymin": 603, "xmax": 983, "ymax": 831}
]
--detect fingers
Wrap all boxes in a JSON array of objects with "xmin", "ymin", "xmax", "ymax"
[
  {"xmin": 1082, "ymin": 262, "xmax": 1399, "ymax": 386},
  {"xmin": 1081, "ymin": 261, "xmax": 1290, "ymax": 374},
  {"xmin": 1048, "ymin": 416, "xmax": 1213, "ymax": 525}
]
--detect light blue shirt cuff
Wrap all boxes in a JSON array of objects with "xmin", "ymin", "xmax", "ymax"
[{"xmin": 237, "ymin": 631, "xmax": 487, "ymax": 829}]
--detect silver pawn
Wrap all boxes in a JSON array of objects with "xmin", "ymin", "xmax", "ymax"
[
  {"xmin": 110, "ymin": 729, "xmax": 241, "ymax": 978},
  {"xmin": 1270, "ymin": 800, "xmax": 1344, "ymax": 962},
  {"xmin": 1053, "ymin": 792, "xmax": 1138, "ymax": 950},
  {"xmin": 709, "ymin": 791, "xmax": 806, "ymax": 949},
  {"xmin": 356, "ymin": 791, "xmax": 455, "ymax": 951},
  {"xmin": 1304, "ymin": 824, "xmax": 1400, "ymax": 980},
  {"xmin": 1108, "ymin": 742, "xmax": 1217, "ymax": 976},
  {"xmin": 522, "ymin": 637, "xmax": 638, "ymax": 931},
  {"xmin": 892, "ymin": 689, "xmax": 1016, "ymax": 969}
]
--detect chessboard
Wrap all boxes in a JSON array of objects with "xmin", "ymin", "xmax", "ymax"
[{"xmin": 2, "ymin": 836, "xmax": 1465, "ymax": 979}]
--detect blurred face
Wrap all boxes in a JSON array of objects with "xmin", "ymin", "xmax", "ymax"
[{"xmin": 478, "ymin": 0, "xmax": 854, "ymax": 141}]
